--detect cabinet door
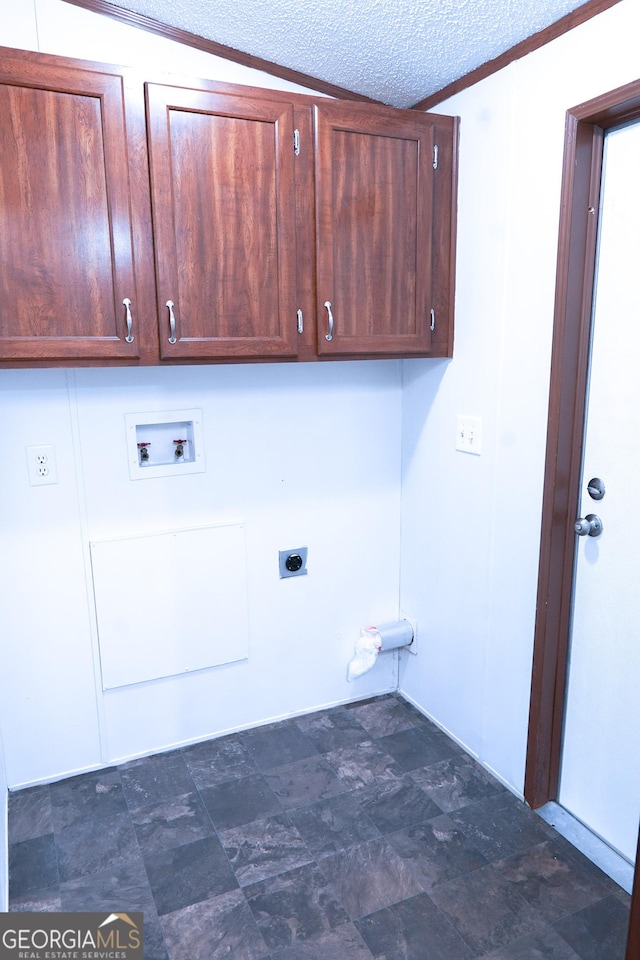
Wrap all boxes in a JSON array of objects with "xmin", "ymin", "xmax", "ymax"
[
  {"xmin": 315, "ymin": 101, "xmax": 434, "ymax": 356},
  {"xmin": 0, "ymin": 58, "xmax": 139, "ymax": 361},
  {"xmin": 146, "ymin": 84, "xmax": 298, "ymax": 360}
]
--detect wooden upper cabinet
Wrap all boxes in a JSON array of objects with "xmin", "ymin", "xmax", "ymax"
[
  {"xmin": 314, "ymin": 101, "xmax": 436, "ymax": 357},
  {"xmin": 0, "ymin": 46, "xmax": 457, "ymax": 367},
  {"xmin": 0, "ymin": 57, "xmax": 140, "ymax": 360},
  {"xmin": 145, "ymin": 84, "xmax": 298, "ymax": 360}
]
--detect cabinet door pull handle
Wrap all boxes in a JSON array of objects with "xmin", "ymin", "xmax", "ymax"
[
  {"xmin": 166, "ymin": 300, "xmax": 178, "ymax": 344},
  {"xmin": 324, "ymin": 301, "xmax": 334, "ymax": 341},
  {"xmin": 430, "ymin": 308, "xmax": 435, "ymax": 332},
  {"xmin": 123, "ymin": 297, "xmax": 134, "ymax": 342}
]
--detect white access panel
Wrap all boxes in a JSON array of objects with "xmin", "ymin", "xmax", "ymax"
[{"xmin": 90, "ymin": 524, "xmax": 249, "ymax": 689}]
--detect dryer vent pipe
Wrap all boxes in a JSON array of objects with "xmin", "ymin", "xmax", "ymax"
[{"xmin": 347, "ymin": 619, "xmax": 414, "ymax": 681}]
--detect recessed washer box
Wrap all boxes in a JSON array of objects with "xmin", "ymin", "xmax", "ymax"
[{"xmin": 125, "ymin": 409, "xmax": 205, "ymax": 480}]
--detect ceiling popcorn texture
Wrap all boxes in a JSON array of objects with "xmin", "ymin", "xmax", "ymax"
[{"xmin": 104, "ymin": 0, "xmax": 595, "ymax": 106}]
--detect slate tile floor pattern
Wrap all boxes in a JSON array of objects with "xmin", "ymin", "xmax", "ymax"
[{"xmin": 8, "ymin": 694, "xmax": 631, "ymax": 960}]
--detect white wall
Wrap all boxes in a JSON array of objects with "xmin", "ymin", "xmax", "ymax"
[
  {"xmin": 0, "ymin": 727, "xmax": 7, "ymax": 910},
  {"xmin": 0, "ymin": 1, "xmax": 402, "ymax": 789},
  {"xmin": 399, "ymin": 0, "xmax": 640, "ymax": 793},
  {"xmin": 0, "ymin": 365, "xmax": 403, "ymax": 789}
]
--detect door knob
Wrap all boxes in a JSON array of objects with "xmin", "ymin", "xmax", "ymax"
[{"xmin": 575, "ymin": 514, "xmax": 603, "ymax": 537}]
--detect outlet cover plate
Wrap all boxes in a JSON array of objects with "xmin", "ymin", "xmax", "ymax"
[{"xmin": 26, "ymin": 444, "xmax": 58, "ymax": 486}]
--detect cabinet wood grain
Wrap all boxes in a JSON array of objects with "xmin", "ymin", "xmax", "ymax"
[
  {"xmin": 146, "ymin": 84, "xmax": 298, "ymax": 359},
  {"xmin": 0, "ymin": 47, "xmax": 457, "ymax": 366},
  {"xmin": 0, "ymin": 56, "xmax": 140, "ymax": 360},
  {"xmin": 314, "ymin": 101, "xmax": 435, "ymax": 356}
]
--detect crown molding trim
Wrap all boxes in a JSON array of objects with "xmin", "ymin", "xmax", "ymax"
[{"xmin": 411, "ymin": 0, "xmax": 624, "ymax": 111}]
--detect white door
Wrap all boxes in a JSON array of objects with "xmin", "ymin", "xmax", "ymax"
[{"xmin": 559, "ymin": 120, "xmax": 640, "ymax": 864}]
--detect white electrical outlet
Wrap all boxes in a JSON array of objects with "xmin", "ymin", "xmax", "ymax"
[
  {"xmin": 456, "ymin": 415, "xmax": 482, "ymax": 455},
  {"xmin": 26, "ymin": 444, "xmax": 58, "ymax": 486}
]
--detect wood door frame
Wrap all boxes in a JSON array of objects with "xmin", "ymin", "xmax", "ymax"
[{"xmin": 524, "ymin": 77, "xmax": 640, "ymax": 960}]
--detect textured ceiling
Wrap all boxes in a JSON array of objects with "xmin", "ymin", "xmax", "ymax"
[{"xmin": 105, "ymin": 0, "xmax": 595, "ymax": 107}]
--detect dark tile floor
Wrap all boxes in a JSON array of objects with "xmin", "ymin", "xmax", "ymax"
[{"xmin": 8, "ymin": 694, "xmax": 631, "ymax": 959}]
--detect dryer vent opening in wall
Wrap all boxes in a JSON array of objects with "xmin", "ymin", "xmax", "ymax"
[{"xmin": 125, "ymin": 409, "xmax": 205, "ymax": 480}]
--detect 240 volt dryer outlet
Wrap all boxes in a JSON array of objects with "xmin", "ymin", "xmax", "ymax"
[{"xmin": 279, "ymin": 547, "xmax": 308, "ymax": 578}]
